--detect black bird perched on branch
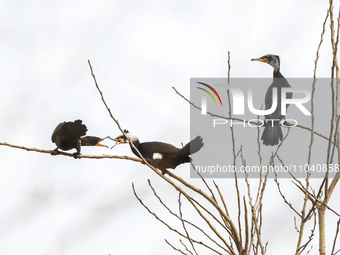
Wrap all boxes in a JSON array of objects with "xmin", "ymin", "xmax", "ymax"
[
  {"xmin": 251, "ymin": 54, "xmax": 292, "ymax": 146},
  {"xmin": 51, "ymin": 119, "xmax": 112, "ymax": 157},
  {"xmin": 111, "ymin": 130, "xmax": 204, "ymax": 174}
]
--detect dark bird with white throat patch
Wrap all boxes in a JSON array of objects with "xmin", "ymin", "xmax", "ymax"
[
  {"xmin": 251, "ymin": 54, "xmax": 292, "ymax": 146},
  {"xmin": 112, "ymin": 130, "xmax": 204, "ymax": 174}
]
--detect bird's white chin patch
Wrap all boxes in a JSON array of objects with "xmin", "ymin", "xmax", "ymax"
[{"xmin": 153, "ymin": 153, "xmax": 163, "ymax": 160}]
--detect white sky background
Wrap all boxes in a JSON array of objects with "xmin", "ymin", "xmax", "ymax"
[{"xmin": 0, "ymin": 0, "xmax": 339, "ymax": 254}]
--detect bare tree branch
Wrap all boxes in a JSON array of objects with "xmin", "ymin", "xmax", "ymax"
[{"xmin": 0, "ymin": 142, "xmax": 143, "ymax": 161}]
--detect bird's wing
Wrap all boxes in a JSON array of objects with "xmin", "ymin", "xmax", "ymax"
[
  {"xmin": 51, "ymin": 120, "xmax": 87, "ymax": 143},
  {"xmin": 139, "ymin": 142, "xmax": 180, "ymax": 159},
  {"xmin": 51, "ymin": 122, "xmax": 66, "ymax": 142},
  {"xmin": 64, "ymin": 120, "xmax": 87, "ymax": 139}
]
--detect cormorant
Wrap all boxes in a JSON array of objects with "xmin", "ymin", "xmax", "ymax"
[
  {"xmin": 111, "ymin": 130, "xmax": 204, "ymax": 174},
  {"xmin": 51, "ymin": 120, "xmax": 111, "ymax": 157},
  {"xmin": 251, "ymin": 54, "xmax": 292, "ymax": 146}
]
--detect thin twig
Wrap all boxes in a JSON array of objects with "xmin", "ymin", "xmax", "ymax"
[
  {"xmin": 297, "ymin": 212, "xmax": 316, "ymax": 255},
  {"xmin": 178, "ymin": 193, "xmax": 197, "ymax": 255},
  {"xmin": 331, "ymin": 217, "xmax": 340, "ymax": 255},
  {"xmin": 226, "ymin": 52, "xmax": 243, "ymax": 252},
  {"xmin": 213, "ymin": 181, "xmax": 230, "ymax": 218},
  {"xmin": 165, "ymin": 239, "xmax": 189, "ymax": 255},
  {"xmin": 191, "ymin": 162, "xmax": 218, "ymax": 204},
  {"xmin": 273, "ymin": 175, "xmax": 302, "ymax": 217}
]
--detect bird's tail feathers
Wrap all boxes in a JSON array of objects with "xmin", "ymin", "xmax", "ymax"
[
  {"xmin": 181, "ymin": 136, "xmax": 204, "ymax": 156},
  {"xmin": 261, "ymin": 124, "xmax": 283, "ymax": 146}
]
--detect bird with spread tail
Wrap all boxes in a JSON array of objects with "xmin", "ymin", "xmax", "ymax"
[
  {"xmin": 251, "ymin": 54, "xmax": 292, "ymax": 146},
  {"xmin": 51, "ymin": 119, "xmax": 112, "ymax": 157},
  {"xmin": 111, "ymin": 130, "xmax": 204, "ymax": 174}
]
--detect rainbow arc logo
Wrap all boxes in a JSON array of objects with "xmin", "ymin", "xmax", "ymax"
[{"xmin": 196, "ymin": 82, "xmax": 222, "ymax": 106}]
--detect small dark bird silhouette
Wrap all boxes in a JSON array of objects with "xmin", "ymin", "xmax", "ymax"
[
  {"xmin": 51, "ymin": 120, "xmax": 112, "ymax": 157},
  {"xmin": 111, "ymin": 130, "xmax": 204, "ymax": 174},
  {"xmin": 251, "ymin": 54, "xmax": 292, "ymax": 146}
]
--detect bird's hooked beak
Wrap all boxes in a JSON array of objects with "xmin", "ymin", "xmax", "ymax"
[
  {"xmin": 95, "ymin": 141, "xmax": 108, "ymax": 148},
  {"xmin": 110, "ymin": 138, "xmax": 125, "ymax": 149},
  {"xmin": 81, "ymin": 136, "xmax": 110, "ymax": 148},
  {"xmin": 251, "ymin": 57, "xmax": 269, "ymax": 64}
]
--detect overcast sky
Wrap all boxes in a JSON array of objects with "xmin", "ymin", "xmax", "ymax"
[{"xmin": 0, "ymin": 0, "xmax": 339, "ymax": 254}]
